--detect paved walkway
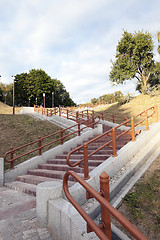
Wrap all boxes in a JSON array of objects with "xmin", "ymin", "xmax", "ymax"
[{"xmin": 0, "ymin": 187, "xmax": 54, "ymax": 240}]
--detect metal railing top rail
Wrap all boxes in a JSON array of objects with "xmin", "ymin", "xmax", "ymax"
[
  {"xmin": 4, "ymin": 115, "xmax": 101, "ymax": 169},
  {"xmin": 63, "ymin": 170, "xmax": 149, "ymax": 240},
  {"xmin": 66, "ymin": 105, "xmax": 158, "ymax": 179}
]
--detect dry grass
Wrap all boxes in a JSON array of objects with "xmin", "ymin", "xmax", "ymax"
[
  {"xmin": 0, "ymin": 102, "xmax": 22, "ymax": 114},
  {"xmin": 0, "ymin": 114, "xmax": 63, "ymax": 169},
  {"xmin": 96, "ymin": 94, "xmax": 160, "ymax": 125}
]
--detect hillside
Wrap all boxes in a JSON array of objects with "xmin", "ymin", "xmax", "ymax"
[
  {"xmin": 0, "ymin": 102, "xmax": 22, "ymax": 114},
  {"xmin": 96, "ymin": 94, "xmax": 160, "ymax": 123}
]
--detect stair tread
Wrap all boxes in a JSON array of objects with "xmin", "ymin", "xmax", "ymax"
[
  {"xmin": 5, "ymin": 181, "xmax": 37, "ymax": 196},
  {"xmin": 17, "ymin": 174, "xmax": 62, "ymax": 183}
]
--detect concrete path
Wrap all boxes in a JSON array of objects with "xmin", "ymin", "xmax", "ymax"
[{"xmin": 0, "ymin": 187, "xmax": 54, "ymax": 240}]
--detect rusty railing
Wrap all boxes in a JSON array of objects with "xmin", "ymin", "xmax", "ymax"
[
  {"xmin": 66, "ymin": 105, "xmax": 158, "ymax": 179},
  {"xmin": 4, "ymin": 115, "xmax": 100, "ymax": 169},
  {"xmin": 63, "ymin": 170, "xmax": 149, "ymax": 240}
]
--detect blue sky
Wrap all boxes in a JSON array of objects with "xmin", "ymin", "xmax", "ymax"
[{"xmin": 0, "ymin": 0, "xmax": 160, "ymax": 104}]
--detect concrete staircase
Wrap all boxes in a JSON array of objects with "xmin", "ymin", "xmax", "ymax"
[{"xmin": 5, "ymin": 124, "xmax": 131, "ymax": 196}]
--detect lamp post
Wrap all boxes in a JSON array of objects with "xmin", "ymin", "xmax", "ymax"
[
  {"xmin": 36, "ymin": 97, "xmax": 37, "ymax": 105},
  {"xmin": 4, "ymin": 93, "xmax": 7, "ymax": 104},
  {"xmin": 52, "ymin": 92, "xmax": 54, "ymax": 108},
  {"xmin": 43, "ymin": 93, "xmax": 45, "ymax": 108},
  {"xmin": 12, "ymin": 75, "xmax": 15, "ymax": 115}
]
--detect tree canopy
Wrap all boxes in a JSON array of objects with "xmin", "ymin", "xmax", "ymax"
[
  {"xmin": 14, "ymin": 69, "xmax": 76, "ymax": 107},
  {"xmin": 109, "ymin": 30, "xmax": 157, "ymax": 94}
]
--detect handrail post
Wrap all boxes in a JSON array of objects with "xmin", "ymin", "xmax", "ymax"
[
  {"xmin": 83, "ymin": 143, "xmax": 89, "ymax": 180},
  {"xmin": 101, "ymin": 112, "xmax": 104, "ymax": 120},
  {"xmin": 100, "ymin": 172, "xmax": 111, "ymax": 240},
  {"xmin": 154, "ymin": 105, "xmax": 158, "ymax": 122},
  {"xmin": 38, "ymin": 106, "xmax": 39, "ymax": 113},
  {"xmin": 87, "ymin": 114, "xmax": 89, "ymax": 127},
  {"xmin": 145, "ymin": 110, "xmax": 149, "ymax": 130},
  {"xmin": 10, "ymin": 146, "xmax": 14, "ymax": 169},
  {"xmin": 60, "ymin": 128, "xmax": 63, "ymax": 144},
  {"xmin": 42, "ymin": 107, "xmax": 43, "ymax": 115},
  {"xmin": 92, "ymin": 116, "xmax": 95, "ymax": 129},
  {"xmin": 112, "ymin": 114, "xmax": 115, "ymax": 123},
  {"xmin": 78, "ymin": 123, "xmax": 81, "ymax": 136},
  {"xmin": 67, "ymin": 109, "xmax": 69, "ymax": 119},
  {"xmin": 54, "ymin": 108, "xmax": 56, "ymax": 115},
  {"xmin": 47, "ymin": 108, "xmax": 48, "ymax": 116},
  {"xmin": 131, "ymin": 117, "xmax": 135, "ymax": 141},
  {"xmin": 112, "ymin": 128, "xmax": 117, "ymax": 157},
  {"xmin": 76, "ymin": 111, "xmax": 79, "ymax": 123},
  {"xmin": 38, "ymin": 136, "xmax": 42, "ymax": 155},
  {"xmin": 59, "ymin": 107, "xmax": 61, "ymax": 116}
]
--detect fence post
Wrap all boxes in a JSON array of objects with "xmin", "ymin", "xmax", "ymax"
[
  {"xmin": 10, "ymin": 146, "xmax": 14, "ymax": 169},
  {"xmin": 112, "ymin": 128, "xmax": 117, "ymax": 157},
  {"xmin": 145, "ymin": 110, "xmax": 149, "ymax": 130},
  {"xmin": 60, "ymin": 128, "xmax": 63, "ymax": 144},
  {"xmin": 78, "ymin": 123, "xmax": 81, "ymax": 136},
  {"xmin": 154, "ymin": 105, "xmax": 158, "ymax": 122},
  {"xmin": 131, "ymin": 117, "xmax": 135, "ymax": 141},
  {"xmin": 59, "ymin": 107, "xmax": 61, "ymax": 116},
  {"xmin": 112, "ymin": 114, "xmax": 115, "ymax": 123},
  {"xmin": 38, "ymin": 136, "xmax": 42, "ymax": 155},
  {"xmin": 76, "ymin": 111, "xmax": 79, "ymax": 123},
  {"xmin": 92, "ymin": 116, "xmax": 95, "ymax": 129},
  {"xmin": 100, "ymin": 172, "xmax": 111, "ymax": 240},
  {"xmin": 83, "ymin": 143, "xmax": 89, "ymax": 180}
]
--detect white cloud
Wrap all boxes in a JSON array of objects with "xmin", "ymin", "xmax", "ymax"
[{"xmin": 0, "ymin": 0, "xmax": 160, "ymax": 103}]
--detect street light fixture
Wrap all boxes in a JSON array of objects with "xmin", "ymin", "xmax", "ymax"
[
  {"xmin": 12, "ymin": 75, "xmax": 15, "ymax": 114},
  {"xmin": 43, "ymin": 93, "xmax": 45, "ymax": 108},
  {"xmin": 4, "ymin": 93, "xmax": 7, "ymax": 104}
]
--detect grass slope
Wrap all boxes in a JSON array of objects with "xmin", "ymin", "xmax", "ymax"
[{"xmin": 96, "ymin": 94, "xmax": 160, "ymax": 124}]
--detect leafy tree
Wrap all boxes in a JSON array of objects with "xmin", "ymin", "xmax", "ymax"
[
  {"xmin": 156, "ymin": 32, "xmax": 160, "ymax": 55},
  {"xmin": 14, "ymin": 69, "xmax": 76, "ymax": 107},
  {"xmin": 109, "ymin": 30, "xmax": 155, "ymax": 94},
  {"xmin": 0, "ymin": 82, "xmax": 13, "ymax": 105}
]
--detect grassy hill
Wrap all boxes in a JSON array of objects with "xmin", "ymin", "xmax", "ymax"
[
  {"xmin": 0, "ymin": 102, "xmax": 22, "ymax": 114},
  {"xmin": 96, "ymin": 94, "xmax": 160, "ymax": 124}
]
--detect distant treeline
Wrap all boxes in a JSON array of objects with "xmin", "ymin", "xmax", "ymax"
[
  {"xmin": 91, "ymin": 91, "xmax": 126, "ymax": 104},
  {"xmin": 0, "ymin": 69, "xmax": 76, "ymax": 107}
]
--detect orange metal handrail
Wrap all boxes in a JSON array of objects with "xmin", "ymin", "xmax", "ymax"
[
  {"xmin": 4, "ymin": 115, "xmax": 101, "ymax": 169},
  {"xmin": 66, "ymin": 105, "xmax": 158, "ymax": 179},
  {"xmin": 63, "ymin": 170, "xmax": 149, "ymax": 240}
]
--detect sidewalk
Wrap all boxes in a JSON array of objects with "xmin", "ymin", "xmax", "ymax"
[{"xmin": 0, "ymin": 187, "xmax": 54, "ymax": 240}]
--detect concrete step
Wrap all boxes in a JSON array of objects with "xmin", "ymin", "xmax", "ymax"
[
  {"xmin": 55, "ymin": 154, "xmax": 110, "ymax": 160},
  {"xmin": 5, "ymin": 181, "xmax": 37, "ymax": 196},
  {"xmin": 38, "ymin": 163, "xmax": 94, "ymax": 173},
  {"xmin": 47, "ymin": 158, "xmax": 105, "ymax": 167},
  {"xmin": 27, "ymin": 169, "xmax": 84, "ymax": 182},
  {"xmin": 16, "ymin": 174, "xmax": 60, "ymax": 185}
]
